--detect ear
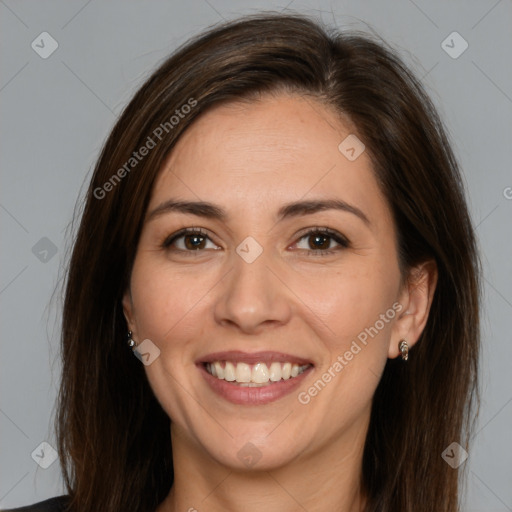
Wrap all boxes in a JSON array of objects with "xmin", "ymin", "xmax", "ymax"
[
  {"xmin": 389, "ymin": 260, "xmax": 438, "ymax": 358},
  {"xmin": 122, "ymin": 288, "xmax": 137, "ymax": 336}
]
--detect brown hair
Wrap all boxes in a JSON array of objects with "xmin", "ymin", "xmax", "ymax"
[{"xmin": 57, "ymin": 12, "xmax": 480, "ymax": 512}]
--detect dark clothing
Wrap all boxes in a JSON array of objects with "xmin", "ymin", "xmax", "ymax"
[{"xmin": 1, "ymin": 496, "xmax": 70, "ymax": 512}]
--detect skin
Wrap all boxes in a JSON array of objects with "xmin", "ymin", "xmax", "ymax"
[{"xmin": 123, "ymin": 92, "xmax": 437, "ymax": 512}]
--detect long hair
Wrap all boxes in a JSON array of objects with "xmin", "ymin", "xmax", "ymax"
[{"xmin": 56, "ymin": 13, "xmax": 480, "ymax": 512}]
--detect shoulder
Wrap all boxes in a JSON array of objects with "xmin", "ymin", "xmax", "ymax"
[{"xmin": 1, "ymin": 496, "xmax": 71, "ymax": 512}]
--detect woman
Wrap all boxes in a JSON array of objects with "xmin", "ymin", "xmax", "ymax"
[{"xmin": 5, "ymin": 12, "xmax": 480, "ymax": 512}]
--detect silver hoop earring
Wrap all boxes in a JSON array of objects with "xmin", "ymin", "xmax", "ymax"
[{"xmin": 398, "ymin": 339, "xmax": 409, "ymax": 361}]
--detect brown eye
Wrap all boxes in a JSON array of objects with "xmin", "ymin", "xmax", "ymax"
[
  {"xmin": 183, "ymin": 233, "xmax": 207, "ymax": 250},
  {"xmin": 294, "ymin": 228, "xmax": 349, "ymax": 255},
  {"xmin": 162, "ymin": 228, "xmax": 219, "ymax": 252},
  {"xmin": 308, "ymin": 233, "xmax": 331, "ymax": 250}
]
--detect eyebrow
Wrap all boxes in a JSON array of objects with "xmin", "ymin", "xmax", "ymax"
[{"xmin": 146, "ymin": 198, "xmax": 370, "ymax": 225}]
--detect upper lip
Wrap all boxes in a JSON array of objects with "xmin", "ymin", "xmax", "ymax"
[{"xmin": 197, "ymin": 351, "xmax": 314, "ymax": 366}]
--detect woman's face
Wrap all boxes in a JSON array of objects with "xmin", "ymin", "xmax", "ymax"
[{"xmin": 123, "ymin": 93, "xmax": 412, "ymax": 471}]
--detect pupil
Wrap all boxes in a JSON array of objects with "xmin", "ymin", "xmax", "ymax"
[
  {"xmin": 311, "ymin": 234, "xmax": 329, "ymax": 250},
  {"xmin": 186, "ymin": 235, "xmax": 204, "ymax": 250}
]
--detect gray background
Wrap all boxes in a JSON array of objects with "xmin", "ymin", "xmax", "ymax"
[{"xmin": 1, "ymin": 0, "xmax": 511, "ymax": 510}]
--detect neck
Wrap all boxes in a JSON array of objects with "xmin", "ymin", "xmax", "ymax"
[{"xmin": 157, "ymin": 420, "xmax": 368, "ymax": 512}]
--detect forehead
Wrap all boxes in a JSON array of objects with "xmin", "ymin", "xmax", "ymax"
[{"xmin": 150, "ymin": 93, "xmax": 388, "ymax": 226}]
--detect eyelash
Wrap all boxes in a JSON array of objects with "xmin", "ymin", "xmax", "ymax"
[{"xmin": 161, "ymin": 226, "xmax": 350, "ymax": 257}]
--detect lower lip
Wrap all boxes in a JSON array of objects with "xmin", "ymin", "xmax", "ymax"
[{"xmin": 198, "ymin": 364, "xmax": 313, "ymax": 405}]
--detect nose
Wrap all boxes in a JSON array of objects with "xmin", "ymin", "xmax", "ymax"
[{"xmin": 213, "ymin": 248, "xmax": 292, "ymax": 334}]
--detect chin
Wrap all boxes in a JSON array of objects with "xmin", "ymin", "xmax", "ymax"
[{"xmin": 197, "ymin": 430, "xmax": 309, "ymax": 473}]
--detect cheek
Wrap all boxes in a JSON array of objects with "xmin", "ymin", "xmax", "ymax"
[
  {"xmin": 128, "ymin": 260, "xmax": 212, "ymax": 421},
  {"xmin": 291, "ymin": 259, "xmax": 399, "ymax": 346},
  {"xmin": 297, "ymin": 270, "xmax": 399, "ymax": 400},
  {"xmin": 129, "ymin": 259, "xmax": 210, "ymax": 348}
]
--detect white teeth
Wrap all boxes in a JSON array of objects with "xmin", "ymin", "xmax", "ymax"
[
  {"xmin": 213, "ymin": 361, "xmax": 224, "ymax": 379},
  {"xmin": 252, "ymin": 362, "xmax": 270, "ymax": 383},
  {"xmin": 269, "ymin": 362, "xmax": 282, "ymax": 382},
  {"xmin": 205, "ymin": 361, "xmax": 310, "ymax": 384},
  {"xmin": 282, "ymin": 362, "xmax": 292, "ymax": 380},
  {"xmin": 235, "ymin": 362, "xmax": 251, "ymax": 383},
  {"xmin": 224, "ymin": 361, "xmax": 236, "ymax": 381}
]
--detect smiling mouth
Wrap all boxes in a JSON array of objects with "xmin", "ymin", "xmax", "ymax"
[{"xmin": 203, "ymin": 361, "xmax": 313, "ymax": 387}]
